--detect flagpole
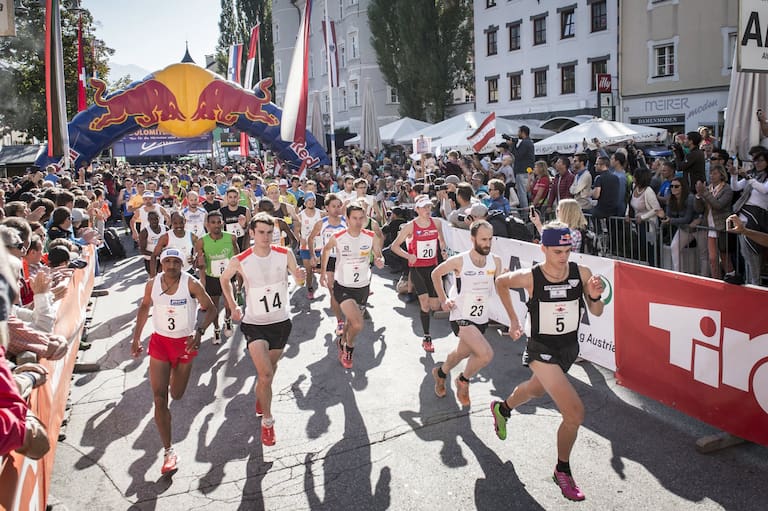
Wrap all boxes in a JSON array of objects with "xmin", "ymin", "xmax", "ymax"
[
  {"xmin": 324, "ymin": 0, "xmax": 337, "ymax": 176},
  {"xmin": 257, "ymin": 19, "xmax": 263, "ymax": 82}
]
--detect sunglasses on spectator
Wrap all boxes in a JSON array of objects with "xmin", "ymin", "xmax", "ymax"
[
  {"xmin": 709, "ymin": 157, "xmax": 722, "ymax": 161},
  {"xmin": 671, "ymin": 184, "xmax": 681, "ymax": 188}
]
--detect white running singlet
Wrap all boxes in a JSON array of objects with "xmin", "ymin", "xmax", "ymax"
[
  {"xmin": 333, "ymin": 229, "xmax": 375, "ymax": 288},
  {"xmin": 165, "ymin": 230, "xmax": 195, "ymax": 271},
  {"xmin": 237, "ymin": 245, "xmax": 290, "ymax": 325},
  {"xmin": 448, "ymin": 251, "xmax": 496, "ymax": 324},
  {"xmin": 151, "ymin": 272, "xmax": 197, "ymax": 338},
  {"xmin": 142, "ymin": 224, "xmax": 167, "ymax": 261}
]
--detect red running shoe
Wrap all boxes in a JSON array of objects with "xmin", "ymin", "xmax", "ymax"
[
  {"xmin": 261, "ymin": 423, "xmax": 276, "ymax": 446},
  {"xmin": 553, "ymin": 469, "xmax": 585, "ymax": 501},
  {"xmin": 340, "ymin": 349, "xmax": 353, "ymax": 369},
  {"xmin": 161, "ymin": 449, "xmax": 178, "ymax": 474},
  {"xmin": 422, "ymin": 335, "xmax": 434, "ymax": 352}
]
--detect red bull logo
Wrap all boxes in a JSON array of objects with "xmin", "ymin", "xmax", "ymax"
[
  {"xmin": 89, "ymin": 78, "xmax": 186, "ymax": 131},
  {"xmin": 191, "ymin": 78, "xmax": 279, "ymax": 126}
]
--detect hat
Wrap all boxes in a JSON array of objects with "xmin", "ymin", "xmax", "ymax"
[
  {"xmin": 142, "ymin": 191, "xmax": 154, "ymax": 198},
  {"xmin": 465, "ymin": 203, "xmax": 488, "ymax": 218},
  {"xmin": 492, "ymin": 158, "xmax": 502, "ymax": 164},
  {"xmin": 541, "ymin": 226, "xmax": 573, "ymax": 247},
  {"xmin": 160, "ymin": 248, "xmax": 184, "ymax": 263},
  {"xmin": 415, "ymin": 197, "xmax": 432, "ymax": 208},
  {"xmin": 279, "ymin": 178, "xmax": 289, "ymax": 187},
  {"xmin": 71, "ymin": 208, "xmax": 86, "ymax": 224},
  {"xmin": 445, "ymin": 175, "xmax": 460, "ymax": 185},
  {"xmin": 304, "ymin": 191, "xmax": 317, "ymax": 201}
]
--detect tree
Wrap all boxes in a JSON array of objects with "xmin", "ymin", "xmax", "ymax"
[
  {"xmin": 216, "ymin": 0, "xmax": 274, "ymax": 89},
  {"xmin": 0, "ymin": 1, "xmax": 112, "ymax": 141},
  {"xmin": 369, "ymin": 0, "xmax": 473, "ymax": 122}
]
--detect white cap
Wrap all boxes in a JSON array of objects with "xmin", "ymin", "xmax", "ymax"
[
  {"xmin": 279, "ymin": 178, "xmax": 289, "ymax": 187},
  {"xmin": 415, "ymin": 197, "xmax": 432, "ymax": 208},
  {"xmin": 160, "ymin": 248, "xmax": 184, "ymax": 262}
]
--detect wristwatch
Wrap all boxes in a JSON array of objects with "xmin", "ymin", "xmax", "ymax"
[{"xmin": 587, "ymin": 294, "xmax": 601, "ymax": 302}]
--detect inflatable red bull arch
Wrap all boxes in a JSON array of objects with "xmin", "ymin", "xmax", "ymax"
[{"xmin": 35, "ymin": 62, "xmax": 330, "ymax": 170}]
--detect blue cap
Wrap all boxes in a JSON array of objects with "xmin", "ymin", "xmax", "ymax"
[
  {"xmin": 541, "ymin": 227, "xmax": 573, "ymax": 247},
  {"xmin": 304, "ymin": 192, "xmax": 316, "ymax": 201}
]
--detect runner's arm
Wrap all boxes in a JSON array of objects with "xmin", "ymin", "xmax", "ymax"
[
  {"xmin": 138, "ymin": 229, "xmax": 150, "ymax": 257},
  {"xmin": 150, "ymin": 234, "xmax": 168, "ymax": 278},
  {"xmin": 372, "ymin": 228, "xmax": 385, "ymax": 269},
  {"xmin": 131, "ymin": 280, "xmax": 154, "ymax": 357},
  {"xmin": 280, "ymin": 219, "xmax": 298, "ymax": 246},
  {"xmin": 194, "ymin": 237, "xmax": 205, "ymax": 269},
  {"xmin": 389, "ymin": 221, "xmax": 413, "ymax": 260},
  {"xmin": 220, "ymin": 258, "xmax": 241, "ymax": 314},
  {"xmin": 231, "ymin": 233, "xmax": 241, "ymax": 255},
  {"xmin": 495, "ymin": 269, "xmax": 533, "ymax": 338},
  {"xmin": 435, "ymin": 218, "xmax": 449, "ymax": 258},
  {"xmin": 286, "ymin": 249, "xmax": 305, "ymax": 284},
  {"xmin": 430, "ymin": 256, "xmax": 462, "ymax": 304},
  {"xmin": 579, "ymin": 265, "xmax": 605, "ymax": 317},
  {"xmin": 188, "ymin": 278, "xmax": 216, "ymax": 333}
]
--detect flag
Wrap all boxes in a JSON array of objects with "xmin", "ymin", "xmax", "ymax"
[
  {"xmin": 45, "ymin": 0, "xmax": 70, "ymax": 161},
  {"xmin": 467, "ymin": 112, "xmax": 496, "ymax": 153},
  {"xmin": 92, "ymin": 43, "xmax": 98, "ymax": 80},
  {"xmin": 280, "ymin": 0, "xmax": 313, "ymax": 145},
  {"xmin": 244, "ymin": 24, "xmax": 260, "ymax": 90},
  {"xmin": 77, "ymin": 14, "xmax": 87, "ymax": 112},
  {"xmin": 227, "ymin": 43, "xmax": 243, "ymax": 84},
  {"xmin": 321, "ymin": 19, "xmax": 339, "ymax": 87}
]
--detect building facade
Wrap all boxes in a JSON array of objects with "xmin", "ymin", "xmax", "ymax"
[
  {"xmin": 473, "ymin": 0, "xmax": 619, "ymax": 121},
  {"xmin": 619, "ymin": 0, "xmax": 737, "ymax": 136}
]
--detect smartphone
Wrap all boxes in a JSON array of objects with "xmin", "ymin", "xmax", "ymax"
[
  {"xmin": 727, "ymin": 217, "xmax": 736, "ymax": 230},
  {"xmin": 529, "ymin": 206, "xmax": 535, "ymax": 217}
]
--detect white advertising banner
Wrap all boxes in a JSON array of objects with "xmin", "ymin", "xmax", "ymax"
[
  {"xmin": 443, "ymin": 227, "xmax": 617, "ymax": 371},
  {"xmin": 738, "ymin": 0, "xmax": 768, "ymax": 72}
]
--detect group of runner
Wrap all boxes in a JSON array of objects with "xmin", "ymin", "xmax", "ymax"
[{"xmin": 127, "ymin": 174, "xmax": 606, "ymax": 502}]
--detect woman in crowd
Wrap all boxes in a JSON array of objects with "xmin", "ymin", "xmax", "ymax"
[
  {"xmin": 729, "ymin": 149, "xmax": 768, "ymax": 284},
  {"xmin": 695, "ymin": 164, "xmax": 734, "ymax": 279},
  {"xmin": 662, "ymin": 177, "xmax": 706, "ymax": 274},
  {"xmin": 627, "ymin": 167, "xmax": 664, "ymax": 265},
  {"xmin": 531, "ymin": 198, "xmax": 588, "ymax": 253},
  {"xmin": 528, "ymin": 161, "xmax": 551, "ymax": 212}
]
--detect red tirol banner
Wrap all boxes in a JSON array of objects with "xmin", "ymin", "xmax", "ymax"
[{"xmin": 614, "ymin": 263, "xmax": 768, "ymax": 446}]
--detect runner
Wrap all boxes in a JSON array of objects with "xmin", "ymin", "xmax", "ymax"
[
  {"xmin": 201, "ymin": 185, "xmax": 222, "ymax": 213},
  {"xmin": 308, "ymin": 193, "xmax": 347, "ymax": 336},
  {"xmin": 294, "ymin": 192, "xmax": 325, "ymax": 299},
  {"xmin": 320, "ymin": 203, "xmax": 384, "ymax": 369},
  {"xmin": 182, "ymin": 191, "xmax": 207, "ymax": 238},
  {"xmin": 390, "ymin": 195, "xmax": 448, "ymax": 352},
  {"xmin": 152, "ymin": 212, "xmax": 198, "ymax": 277},
  {"xmin": 195, "ymin": 210, "xmax": 240, "ymax": 344},
  {"xmin": 139, "ymin": 211, "xmax": 167, "ymax": 276},
  {"xmin": 131, "ymin": 191, "xmax": 170, "ymax": 241},
  {"xmin": 220, "ymin": 187, "xmax": 251, "ymax": 251},
  {"xmin": 430, "ymin": 220, "xmax": 502, "ymax": 406},
  {"xmin": 131, "ymin": 248, "xmax": 216, "ymax": 474},
  {"xmin": 220, "ymin": 212, "xmax": 306, "ymax": 446},
  {"xmin": 491, "ymin": 222, "xmax": 605, "ymax": 502},
  {"xmin": 257, "ymin": 198, "xmax": 298, "ymax": 248}
]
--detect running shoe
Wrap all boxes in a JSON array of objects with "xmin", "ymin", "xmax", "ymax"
[
  {"xmin": 255, "ymin": 399, "xmax": 263, "ymax": 416},
  {"xmin": 161, "ymin": 449, "xmax": 178, "ymax": 474},
  {"xmin": 213, "ymin": 328, "xmax": 221, "ymax": 345},
  {"xmin": 553, "ymin": 469, "xmax": 585, "ymax": 501},
  {"xmin": 490, "ymin": 401, "xmax": 508, "ymax": 440},
  {"xmin": 307, "ymin": 288, "xmax": 315, "ymax": 300},
  {"xmin": 454, "ymin": 377, "xmax": 470, "ymax": 407},
  {"xmin": 223, "ymin": 318, "xmax": 233, "ymax": 337},
  {"xmin": 341, "ymin": 348, "xmax": 354, "ymax": 369},
  {"xmin": 261, "ymin": 423, "xmax": 276, "ymax": 446},
  {"xmin": 335, "ymin": 321, "xmax": 345, "ymax": 337},
  {"xmin": 431, "ymin": 366, "xmax": 446, "ymax": 398},
  {"xmin": 336, "ymin": 336, "xmax": 344, "ymax": 358},
  {"xmin": 422, "ymin": 335, "xmax": 434, "ymax": 353}
]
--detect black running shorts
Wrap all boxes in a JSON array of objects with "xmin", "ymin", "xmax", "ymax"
[{"xmin": 241, "ymin": 319, "xmax": 292, "ymax": 351}]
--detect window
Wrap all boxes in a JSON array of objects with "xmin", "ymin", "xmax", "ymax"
[
  {"xmin": 654, "ymin": 44, "xmax": 675, "ymax": 77},
  {"xmin": 487, "ymin": 0, "xmax": 497, "ymax": 7},
  {"xmin": 560, "ymin": 8, "xmax": 575, "ymax": 39},
  {"xmin": 509, "ymin": 74, "xmax": 521, "ymax": 100},
  {"xmin": 534, "ymin": 69, "xmax": 547, "ymax": 97},
  {"xmin": 339, "ymin": 44, "xmax": 346, "ymax": 68},
  {"xmin": 465, "ymin": 92, "xmax": 475, "ymax": 103},
  {"xmin": 351, "ymin": 81, "xmax": 359, "ymax": 106},
  {"xmin": 349, "ymin": 0, "xmax": 358, "ymax": 5},
  {"xmin": 340, "ymin": 87, "xmax": 348, "ymax": 110},
  {"xmin": 591, "ymin": 1, "xmax": 607, "ymax": 32},
  {"xmin": 275, "ymin": 60, "xmax": 282, "ymax": 85},
  {"xmin": 508, "ymin": 22, "xmax": 521, "ymax": 51},
  {"xmin": 726, "ymin": 30, "xmax": 737, "ymax": 70},
  {"xmin": 590, "ymin": 58, "xmax": 608, "ymax": 90},
  {"xmin": 561, "ymin": 64, "xmax": 575, "ymax": 94},
  {"xmin": 350, "ymin": 31, "xmax": 359, "ymax": 59},
  {"xmin": 324, "ymin": 93, "xmax": 330, "ymax": 114},
  {"xmin": 274, "ymin": 24, "xmax": 280, "ymax": 43},
  {"xmin": 533, "ymin": 15, "xmax": 547, "ymax": 45},
  {"xmin": 339, "ymin": 0, "xmax": 343, "ymax": 18},
  {"xmin": 487, "ymin": 29, "xmax": 498, "ymax": 56},
  {"xmin": 388, "ymin": 86, "xmax": 399, "ymax": 104},
  {"xmin": 487, "ymin": 78, "xmax": 499, "ymax": 103},
  {"xmin": 309, "ymin": 52, "xmax": 315, "ymax": 78}
]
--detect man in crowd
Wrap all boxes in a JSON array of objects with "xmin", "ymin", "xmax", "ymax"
[{"xmin": 510, "ymin": 125, "xmax": 535, "ymax": 210}]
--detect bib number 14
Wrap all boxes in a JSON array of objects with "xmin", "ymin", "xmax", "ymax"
[{"xmin": 259, "ymin": 292, "xmax": 283, "ymax": 313}]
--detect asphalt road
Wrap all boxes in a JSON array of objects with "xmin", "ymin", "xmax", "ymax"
[{"xmin": 47, "ymin": 250, "xmax": 768, "ymax": 511}]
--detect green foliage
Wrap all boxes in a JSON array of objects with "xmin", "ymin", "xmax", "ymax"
[
  {"xmin": 0, "ymin": 1, "xmax": 113, "ymax": 141},
  {"xmin": 216, "ymin": 0, "xmax": 274, "ymax": 90},
  {"xmin": 368, "ymin": 0, "xmax": 473, "ymax": 122}
]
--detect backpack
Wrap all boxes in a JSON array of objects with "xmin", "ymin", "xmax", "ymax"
[
  {"xmin": 579, "ymin": 227, "xmax": 601, "ymax": 256},
  {"xmin": 504, "ymin": 214, "xmax": 534, "ymax": 242},
  {"xmin": 101, "ymin": 227, "xmax": 126, "ymax": 260}
]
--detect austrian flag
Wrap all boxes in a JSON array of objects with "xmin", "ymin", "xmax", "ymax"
[{"xmin": 467, "ymin": 112, "xmax": 496, "ymax": 153}]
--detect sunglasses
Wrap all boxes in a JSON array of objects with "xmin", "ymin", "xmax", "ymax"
[
  {"xmin": 670, "ymin": 184, "xmax": 681, "ymax": 188},
  {"xmin": 709, "ymin": 157, "xmax": 722, "ymax": 161}
]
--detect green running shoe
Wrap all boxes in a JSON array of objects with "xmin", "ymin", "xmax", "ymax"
[{"xmin": 491, "ymin": 401, "xmax": 507, "ymax": 440}]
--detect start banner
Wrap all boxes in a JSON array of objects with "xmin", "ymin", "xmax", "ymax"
[
  {"xmin": 443, "ymin": 227, "xmax": 617, "ymax": 370},
  {"xmin": 614, "ymin": 263, "xmax": 768, "ymax": 446}
]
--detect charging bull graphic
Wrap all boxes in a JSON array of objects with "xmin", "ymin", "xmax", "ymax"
[
  {"xmin": 89, "ymin": 79, "xmax": 186, "ymax": 131},
  {"xmin": 35, "ymin": 62, "xmax": 329, "ymax": 171}
]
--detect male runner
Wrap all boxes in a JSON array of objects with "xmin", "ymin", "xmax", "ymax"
[
  {"xmin": 320, "ymin": 204, "xmax": 384, "ymax": 369},
  {"xmin": 430, "ymin": 220, "xmax": 502, "ymax": 406},
  {"xmin": 152, "ymin": 212, "xmax": 197, "ymax": 277},
  {"xmin": 131, "ymin": 248, "xmax": 215, "ymax": 474},
  {"xmin": 131, "ymin": 191, "xmax": 170, "ymax": 241},
  {"xmin": 220, "ymin": 187, "xmax": 250, "ymax": 251},
  {"xmin": 182, "ymin": 191, "xmax": 207, "ymax": 238},
  {"xmin": 220, "ymin": 213, "xmax": 306, "ymax": 446},
  {"xmin": 139, "ymin": 211, "xmax": 167, "ymax": 276},
  {"xmin": 257, "ymin": 199, "xmax": 298, "ymax": 248},
  {"xmin": 391, "ymin": 196, "xmax": 448, "ymax": 352},
  {"xmin": 492, "ymin": 222, "xmax": 605, "ymax": 502},
  {"xmin": 195, "ymin": 211, "xmax": 240, "ymax": 343},
  {"xmin": 294, "ymin": 192, "xmax": 324, "ymax": 299},
  {"xmin": 308, "ymin": 194, "xmax": 347, "ymax": 336}
]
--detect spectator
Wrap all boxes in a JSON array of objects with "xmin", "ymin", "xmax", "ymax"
[
  {"xmin": 509, "ymin": 125, "xmax": 535, "ymax": 209},
  {"xmin": 591, "ymin": 156, "xmax": 620, "ymax": 219},
  {"xmin": 628, "ymin": 167, "xmax": 664, "ymax": 265},
  {"xmin": 696, "ymin": 164, "xmax": 734, "ymax": 279},
  {"xmin": 678, "ymin": 131, "xmax": 706, "ymax": 190},
  {"xmin": 729, "ymin": 150, "xmax": 768, "ymax": 285},
  {"xmin": 546, "ymin": 156, "xmax": 575, "ymax": 216},
  {"xmin": 570, "ymin": 153, "xmax": 593, "ymax": 211},
  {"xmin": 657, "ymin": 160, "xmax": 676, "ymax": 207},
  {"xmin": 487, "ymin": 178, "xmax": 516, "ymax": 216},
  {"xmin": 531, "ymin": 198, "xmax": 587, "ymax": 252},
  {"xmin": 529, "ymin": 161, "xmax": 551, "ymax": 210},
  {"xmin": 448, "ymin": 183, "xmax": 476, "ymax": 228},
  {"xmin": 662, "ymin": 177, "xmax": 706, "ymax": 274}
]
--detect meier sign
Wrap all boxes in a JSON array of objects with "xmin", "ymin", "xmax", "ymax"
[{"xmin": 739, "ymin": 0, "xmax": 768, "ymax": 72}]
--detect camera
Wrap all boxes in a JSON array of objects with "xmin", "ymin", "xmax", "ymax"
[
  {"xmin": 434, "ymin": 184, "xmax": 446, "ymax": 191},
  {"xmin": 457, "ymin": 214, "xmax": 467, "ymax": 222},
  {"xmin": 501, "ymin": 133, "xmax": 513, "ymax": 141}
]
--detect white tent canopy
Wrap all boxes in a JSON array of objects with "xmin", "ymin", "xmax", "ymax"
[
  {"xmin": 344, "ymin": 117, "xmax": 433, "ymax": 147},
  {"xmin": 394, "ymin": 111, "xmax": 553, "ymax": 152},
  {"xmin": 533, "ymin": 118, "xmax": 667, "ymax": 155}
]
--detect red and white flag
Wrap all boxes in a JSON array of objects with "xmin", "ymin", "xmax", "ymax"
[
  {"xmin": 244, "ymin": 24, "xmax": 260, "ymax": 90},
  {"xmin": 467, "ymin": 112, "xmax": 496, "ymax": 153},
  {"xmin": 321, "ymin": 19, "xmax": 339, "ymax": 87},
  {"xmin": 77, "ymin": 14, "xmax": 86, "ymax": 112},
  {"xmin": 280, "ymin": 0, "xmax": 313, "ymax": 145}
]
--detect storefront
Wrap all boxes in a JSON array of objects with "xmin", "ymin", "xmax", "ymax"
[{"xmin": 621, "ymin": 89, "xmax": 729, "ymax": 138}]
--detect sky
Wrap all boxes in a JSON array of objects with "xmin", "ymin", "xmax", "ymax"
[{"xmin": 81, "ymin": 0, "xmax": 222, "ymax": 78}]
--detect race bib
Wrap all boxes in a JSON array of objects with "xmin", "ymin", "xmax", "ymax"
[
  {"xmin": 249, "ymin": 281, "xmax": 287, "ymax": 315},
  {"xmin": 416, "ymin": 239, "xmax": 437, "ymax": 260},
  {"xmin": 323, "ymin": 231, "xmax": 337, "ymax": 256},
  {"xmin": 462, "ymin": 293, "xmax": 487, "ymax": 319},
  {"xmin": 343, "ymin": 259, "xmax": 368, "ymax": 286},
  {"xmin": 163, "ymin": 303, "xmax": 190, "ymax": 333},
  {"xmin": 538, "ymin": 300, "xmax": 579, "ymax": 336},
  {"xmin": 210, "ymin": 258, "xmax": 228, "ymax": 277},
  {"xmin": 225, "ymin": 222, "xmax": 244, "ymax": 238},
  {"xmin": 272, "ymin": 227, "xmax": 283, "ymax": 245}
]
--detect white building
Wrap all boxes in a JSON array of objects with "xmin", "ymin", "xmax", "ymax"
[{"xmin": 473, "ymin": 0, "xmax": 618, "ymax": 121}]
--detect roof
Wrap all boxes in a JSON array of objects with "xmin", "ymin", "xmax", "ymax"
[{"xmin": 0, "ymin": 144, "xmax": 43, "ymax": 165}]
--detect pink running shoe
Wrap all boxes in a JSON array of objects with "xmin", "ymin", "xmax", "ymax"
[
  {"xmin": 161, "ymin": 450, "xmax": 178, "ymax": 474},
  {"xmin": 553, "ymin": 469, "xmax": 585, "ymax": 501}
]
